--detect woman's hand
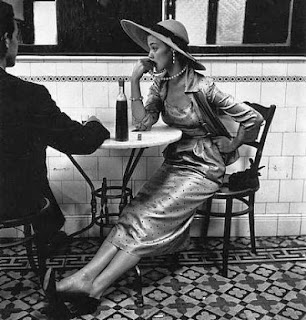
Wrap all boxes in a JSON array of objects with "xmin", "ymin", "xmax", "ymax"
[
  {"xmin": 212, "ymin": 136, "xmax": 239, "ymax": 153},
  {"xmin": 131, "ymin": 58, "xmax": 154, "ymax": 81}
]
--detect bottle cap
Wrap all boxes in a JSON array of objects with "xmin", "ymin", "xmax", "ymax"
[{"xmin": 119, "ymin": 79, "xmax": 124, "ymax": 86}]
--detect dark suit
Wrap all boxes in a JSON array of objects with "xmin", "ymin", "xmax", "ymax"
[{"xmin": 0, "ymin": 68, "xmax": 110, "ymax": 239}]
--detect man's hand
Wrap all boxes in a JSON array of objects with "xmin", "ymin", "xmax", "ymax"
[{"xmin": 84, "ymin": 116, "xmax": 101, "ymax": 125}]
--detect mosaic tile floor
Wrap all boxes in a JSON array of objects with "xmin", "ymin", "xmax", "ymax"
[{"xmin": 1, "ymin": 236, "xmax": 306, "ymax": 320}]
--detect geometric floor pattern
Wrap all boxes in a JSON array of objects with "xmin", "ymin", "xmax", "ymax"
[{"xmin": 1, "ymin": 236, "xmax": 306, "ymax": 320}]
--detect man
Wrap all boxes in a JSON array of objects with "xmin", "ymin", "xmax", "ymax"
[{"xmin": 0, "ymin": 1, "xmax": 109, "ymax": 250}]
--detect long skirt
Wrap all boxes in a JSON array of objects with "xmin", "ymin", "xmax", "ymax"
[{"xmin": 105, "ymin": 161, "xmax": 219, "ymax": 257}]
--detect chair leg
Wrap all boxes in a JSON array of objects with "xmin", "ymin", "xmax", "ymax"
[
  {"xmin": 34, "ymin": 233, "xmax": 48, "ymax": 284},
  {"xmin": 202, "ymin": 198, "xmax": 212, "ymax": 239},
  {"xmin": 134, "ymin": 265, "xmax": 144, "ymax": 307},
  {"xmin": 249, "ymin": 193, "xmax": 257, "ymax": 255},
  {"xmin": 222, "ymin": 198, "xmax": 233, "ymax": 277},
  {"xmin": 168, "ymin": 252, "xmax": 180, "ymax": 273},
  {"xmin": 24, "ymin": 225, "xmax": 38, "ymax": 273}
]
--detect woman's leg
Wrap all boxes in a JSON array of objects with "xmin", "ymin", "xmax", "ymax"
[
  {"xmin": 56, "ymin": 240, "xmax": 119, "ymax": 294},
  {"xmin": 90, "ymin": 249, "xmax": 140, "ymax": 299},
  {"xmin": 56, "ymin": 241, "xmax": 140, "ymax": 299}
]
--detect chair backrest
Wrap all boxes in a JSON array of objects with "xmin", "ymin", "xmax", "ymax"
[{"xmin": 243, "ymin": 102, "xmax": 276, "ymax": 171}]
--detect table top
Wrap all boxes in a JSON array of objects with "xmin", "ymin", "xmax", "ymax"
[{"xmin": 101, "ymin": 123, "xmax": 182, "ymax": 149}]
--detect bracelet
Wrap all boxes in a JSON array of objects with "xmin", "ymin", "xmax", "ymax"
[{"xmin": 129, "ymin": 96, "xmax": 143, "ymax": 102}]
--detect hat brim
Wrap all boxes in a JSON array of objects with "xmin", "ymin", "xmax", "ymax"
[{"xmin": 121, "ymin": 19, "xmax": 205, "ymax": 71}]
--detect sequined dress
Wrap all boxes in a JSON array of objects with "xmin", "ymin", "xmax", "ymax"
[{"xmin": 105, "ymin": 67, "xmax": 263, "ymax": 257}]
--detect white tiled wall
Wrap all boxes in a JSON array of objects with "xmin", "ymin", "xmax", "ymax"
[{"xmin": 6, "ymin": 55, "xmax": 306, "ymax": 238}]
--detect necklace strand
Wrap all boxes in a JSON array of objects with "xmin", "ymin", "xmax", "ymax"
[{"xmin": 150, "ymin": 65, "xmax": 187, "ymax": 81}]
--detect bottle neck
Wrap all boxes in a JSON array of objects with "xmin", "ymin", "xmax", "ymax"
[
  {"xmin": 119, "ymin": 80, "xmax": 125, "ymax": 93},
  {"xmin": 117, "ymin": 81, "xmax": 127, "ymax": 102},
  {"xmin": 119, "ymin": 85, "xmax": 124, "ymax": 94}
]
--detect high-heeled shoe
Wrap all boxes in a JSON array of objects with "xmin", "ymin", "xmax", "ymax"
[
  {"xmin": 42, "ymin": 268, "xmax": 72, "ymax": 319},
  {"xmin": 40, "ymin": 302, "xmax": 72, "ymax": 320},
  {"xmin": 68, "ymin": 295, "xmax": 100, "ymax": 316},
  {"xmin": 43, "ymin": 268, "xmax": 100, "ymax": 316},
  {"xmin": 43, "ymin": 268, "xmax": 57, "ymax": 302},
  {"xmin": 57, "ymin": 291, "xmax": 100, "ymax": 316}
]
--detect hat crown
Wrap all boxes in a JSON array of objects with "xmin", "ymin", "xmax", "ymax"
[{"xmin": 157, "ymin": 20, "xmax": 189, "ymax": 44}]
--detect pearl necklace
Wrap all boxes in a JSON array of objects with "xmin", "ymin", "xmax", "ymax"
[{"xmin": 150, "ymin": 65, "xmax": 187, "ymax": 81}]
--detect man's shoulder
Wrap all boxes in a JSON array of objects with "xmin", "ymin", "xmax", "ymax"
[{"xmin": 4, "ymin": 72, "xmax": 47, "ymax": 93}]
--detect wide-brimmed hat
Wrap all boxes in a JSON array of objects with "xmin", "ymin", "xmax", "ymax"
[{"xmin": 121, "ymin": 19, "xmax": 205, "ymax": 70}]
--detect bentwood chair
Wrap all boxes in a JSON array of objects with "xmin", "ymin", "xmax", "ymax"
[
  {"xmin": 196, "ymin": 102, "xmax": 276, "ymax": 277},
  {"xmin": 0, "ymin": 198, "xmax": 51, "ymax": 283}
]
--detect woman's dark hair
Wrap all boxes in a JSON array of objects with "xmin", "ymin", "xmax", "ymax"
[
  {"xmin": 0, "ymin": 1, "xmax": 15, "ymax": 58},
  {"xmin": 151, "ymin": 24, "xmax": 190, "ymax": 68},
  {"xmin": 176, "ymin": 52, "xmax": 189, "ymax": 67}
]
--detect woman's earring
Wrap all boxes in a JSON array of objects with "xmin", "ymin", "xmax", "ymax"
[{"xmin": 172, "ymin": 50, "xmax": 176, "ymax": 64}]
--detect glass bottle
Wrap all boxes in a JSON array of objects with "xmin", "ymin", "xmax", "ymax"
[{"xmin": 115, "ymin": 79, "xmax": 129, "ymax": 141}]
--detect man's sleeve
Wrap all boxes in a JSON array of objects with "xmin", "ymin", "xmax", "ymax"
[{"xmin": 28, "ymin": 83, "xmax": 110, "ymax": 155}]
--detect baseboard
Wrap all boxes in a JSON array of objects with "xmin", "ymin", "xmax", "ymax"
[
  {"xmin": 191, "ymin": 213, "xmax": 304, "ymax": 237},
  {"xmin": 1, "ymin": 214, "xmax": 305, "ymax": 239}
]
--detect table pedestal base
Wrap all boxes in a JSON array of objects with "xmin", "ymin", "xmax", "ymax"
[
  {"xmin": 67, "ymin": 148, "xmax": 144, "ymax": 238},
  {"xmin": 93, "ymin": 178, "xmax": 133, "ymax": 238}
]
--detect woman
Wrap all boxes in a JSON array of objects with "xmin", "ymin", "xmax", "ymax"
[{"xmin": 44, "ymin": 19, "xmax": 263, "ymax": 318}]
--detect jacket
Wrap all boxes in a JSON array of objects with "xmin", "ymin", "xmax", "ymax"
[
  {"xmin": 134, "ymin": 66, "xmax": 263, "ymax": 166},
  {"xmin": 0, "ymin": 68, "xmax": 110, "ymax": 220}
]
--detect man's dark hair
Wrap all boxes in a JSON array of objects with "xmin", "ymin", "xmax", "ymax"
[{"xmin": 0, "ymin": 1, "xmax": 15, "ymax": 58}]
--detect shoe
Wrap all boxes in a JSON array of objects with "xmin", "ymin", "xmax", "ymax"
[
  {"xmin": 42, "ymin": 268, "xmax": 72, "ymax": 319},
  {"xmin": 75, "ymin": 296, "xmax": 100, "ymax": 316},
  {"xmin": 43, "ymin": 268, "xmax": 61, "ymax": 303},
  {"xmin": 43, "ymin": 268, "xmax": 57, "ymax": 301},
  {"xmin": 43, "ymin": 268, "xmax": 100, "ymax": 316},
  {"xmin": 40, "ymin": 302, "xmax": 72, "ymax": 320},
  {"xmin": 58, "ymin": 292, "xmax": 100, "ymax": 316}
]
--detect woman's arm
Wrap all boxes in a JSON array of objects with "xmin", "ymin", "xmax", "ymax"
[
  {"xmin": 205, "ymin": 80, "xmax": 264, "ymax": 153},
  {"xmin": 130, "ymin": 59, "xmax": 163, "ymax": 131},
  {"xmin": 212, "ymin": 125, "xmax": 252, "ymax": 153},
  {"xmin": 130, "ymin": 78, "xmax": 146, "ymax": 123}
]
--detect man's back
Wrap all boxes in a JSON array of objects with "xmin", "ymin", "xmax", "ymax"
[
  {"xmin": 0, "ymin": 69, "xmax": 47, "ymax": 218},
  {"xmin": 0, "ymin": 69, "xmax": 110, "ymax": 220}
]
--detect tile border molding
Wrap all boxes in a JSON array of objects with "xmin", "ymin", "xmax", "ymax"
[
  {"xmin": 15, "ymin": 55, "xmax": 306, "ymax": 83},
  {"xmin": 18, "ymin": 75, "xmax": 306, "ymax": 83},
  {"xmin": 16, "ymin": 55, "xmax": 306, "ymax": 62}
]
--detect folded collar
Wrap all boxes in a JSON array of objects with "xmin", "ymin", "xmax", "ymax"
[{"xmin": 184, "ymin": 65, "xmax": 203, "ymax": 93}]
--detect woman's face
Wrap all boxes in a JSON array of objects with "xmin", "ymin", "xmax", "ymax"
[{"xmin": 147, "ymin": 35, "xmax": 172, "ymax": 72}]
